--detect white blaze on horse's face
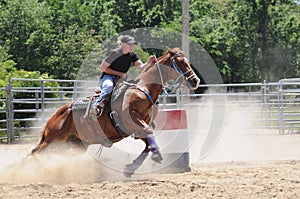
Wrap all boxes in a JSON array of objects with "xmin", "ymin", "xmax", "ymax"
[
  {"xmin": 183, "ymin": 57, "xmax": 189, "ymax": 64},
  {"xmin": 175, "ymin": 54, "xmax": 200, "ymax": 90}
]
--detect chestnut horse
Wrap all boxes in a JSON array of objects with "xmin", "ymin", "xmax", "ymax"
[{"xmin": 30, "ymin": 47, "xmax": 200, "ymax": 176}]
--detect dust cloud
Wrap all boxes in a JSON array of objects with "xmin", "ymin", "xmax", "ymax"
[
  {"xmin": 0, "ymin": 144, "xmax": 133, "ymax": 184},
  {"xmin": 187, "ymin": 95, "xmax": 300, "ymax": 164},
  {"xmin": 1, "ymin": 96, "xmax": 300, "ymax": 184}
]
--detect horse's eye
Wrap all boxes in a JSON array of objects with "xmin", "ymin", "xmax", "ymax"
[
  {"xmin": 176, "ymin": 57, "xmax": 185, "ymax": 63},
  {"xmin": 175, "ymin": 53, "xmax": 183, "ymax": 57}
]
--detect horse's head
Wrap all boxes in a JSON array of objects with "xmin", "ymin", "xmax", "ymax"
[{"xmin": 167, "ymin": 48, "xmax": 200, "ymax": 90}]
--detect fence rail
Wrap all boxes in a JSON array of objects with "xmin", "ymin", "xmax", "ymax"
[{"xmin": 1, "ymin": 78, "xmax": 300, "ymax": 143}]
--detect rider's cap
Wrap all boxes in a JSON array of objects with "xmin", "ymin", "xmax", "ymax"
[{"xmin": 121, "ymin": 35, "xmax": 137, "ymax": 44}]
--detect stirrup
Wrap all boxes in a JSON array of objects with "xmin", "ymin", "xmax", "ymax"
[
  {"xmin": 98, "ymin": 107, "xmax": 104, "ymax": 116},
  {"xmin": 90, "ymin": 106, "xmax": 103, "ymax": 121},
  {"xmin": 90, "ymin": 105, "xmax": 98, "ymax": 114},
  {"xmin": 96, "ymin": 103, "xmax": 105, "ymax": 115}
]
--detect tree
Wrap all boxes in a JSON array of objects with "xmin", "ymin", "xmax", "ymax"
[
  {"xmin": 0, "ymin": 0, "xmax": 52, "ymax": 71},
  {"xmin": 45, "ymin": 25, "xmax": 99, "ymax": 80},
  {"xmin": 267, "ymin": 0, "xmax": 300, "ymax": 80},
  {"xmin": 113, "ymin": 0, "xmax": 181, "ymax": 32},
  {"xmin": 189, "ymin": 0, "xmax": 233, "ymax": 82},
  {"xmin": 0, "ymin": 0, "xmax": 299, "ymax": 83},
  {"xmin": 230, "ymin": 0, "xmax": 300, "ymax": 82}
]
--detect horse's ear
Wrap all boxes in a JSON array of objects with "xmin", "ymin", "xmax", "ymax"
[
  {"xmin": 166, "ymin": 47, "xmax": 184, "ymax": 57},
  {"xmin": 166, "ymin": 47, "xmax": 176, "ymax": 56},
  {"xmin": 162, "ymin": 46, "xmax": 172, "ymax": 56},
  {"xmin": 165, "ymin": 46, "xmax": 172, "ymax": 52}
]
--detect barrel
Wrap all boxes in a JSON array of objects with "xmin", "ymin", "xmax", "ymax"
[
  {"xmin": 87, "ymin": 108, "xmax": 190, "ymax": 174},
  {"xmin": 153, "ymin": 109, "xmax": 190, "ymax": 173}
]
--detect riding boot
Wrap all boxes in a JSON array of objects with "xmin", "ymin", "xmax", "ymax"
[
  {"xmin": 96, "ymin": 102, "xmax": 105, "ymax": 116},
  {"xmin": 91, "ymin": 95, "xmax": 110, "ymax": 116}
]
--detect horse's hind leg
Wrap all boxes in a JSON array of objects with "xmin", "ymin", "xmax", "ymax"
[
  {"xmin": 65, "ymin": 135, "xmax": 87, "ymax": 153},
  {"xmin": 31, "ymin": 142, "xmax": 48, "ymax": 155},
  {"xmin": 31, "ymin": 103, "xmax": 75, "ymax": 155},
  {"xmin": 124, "ymin": 147, "xmax": 149, "ymax": 178},
  {"xmin": 123, "ymin": 138, "xmax": 150, "ymax": 177},
  {"xmin": 31, "ymin": 133, "xmax": 71, "ymax": 155},
  {"xmin": 30, "ymin": 131, "xmax": 48, "ymax": 155}
]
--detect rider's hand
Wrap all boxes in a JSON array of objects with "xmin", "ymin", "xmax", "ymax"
[{"xmin": 148, "ymin": 55, "xmax": 156, "ymax": 64}]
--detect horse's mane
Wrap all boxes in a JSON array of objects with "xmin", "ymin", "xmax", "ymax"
[
  {"xmin": 160, "ymin": 47, "xmax": 185, "ymax": 61},
  {"xmin": 142, "ymin": 47, "xmax": 185, "ymax": 73},
  {"xmin": 137, "ymin": 47, "xmax": 185, "ymax": 79}
]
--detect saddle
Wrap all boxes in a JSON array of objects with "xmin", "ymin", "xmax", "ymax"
[{"xmin": 71, "ymin": 81, "xmax": 134, "ymax": 142}]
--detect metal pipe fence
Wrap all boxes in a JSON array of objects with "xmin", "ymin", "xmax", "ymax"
[{"xmin": 1, "ymin": 78, "xmax": 300, "ymax": 143}]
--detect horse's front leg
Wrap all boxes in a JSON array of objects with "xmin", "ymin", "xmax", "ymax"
[
  {"xmin": 130, "ymin": 110, "xmax": 163, "ymax": 163},
  {"xmin": 144, "ymin": 129, "xmax": 163, "ymax": 163},
  {"xmin": 123, "ymin": 137, "xmax": 162, "ymax": 178}
]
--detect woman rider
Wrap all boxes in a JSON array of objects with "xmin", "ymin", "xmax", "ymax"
[{"xmin": 91, "ymin": 35, "xmax": 155, "ymax": 115}]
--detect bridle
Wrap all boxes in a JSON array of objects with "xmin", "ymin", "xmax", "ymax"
[{"xmin": 154, "ymin": 52, "xmax": 194, "ymax": 94}]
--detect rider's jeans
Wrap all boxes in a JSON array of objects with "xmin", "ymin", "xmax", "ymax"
[{"xmin": 94, "ymin": 74, "xmax": 116, "ymax": 105}]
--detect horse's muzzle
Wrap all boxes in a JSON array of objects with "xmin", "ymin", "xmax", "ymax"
[{"xmin": 186, "ymin": 76, "xmax": 200, "ymax": 90}]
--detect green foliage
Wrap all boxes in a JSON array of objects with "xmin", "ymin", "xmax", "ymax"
[
  {"xmin": 188, "ymin": 0, "xmax": 300, "ymax": 83},
  {"xmin": 189, "ymin": 0, "xmax": 233, "ymax": 82},
  {"xmin": 0, "ymin": 45, "xmax": 10, "ymax": 63},
  {"xmin": 267, "ymin": 2, "xmax": 300, "ymax": 80},
  {"xmin": 0, "ymin": 61, "xmax": 59, "ymax": 111},
  {"xmin": 46, "ymin": 25, "xmax": 100, "ymax": 80},
  {"xmin": 0, "ymin": 0, "xmax": 299, "ymax": 83},
  {"xmin": 0, "ymin": 60, "xmax": 17, "ymax": 84},
  {"xmin": 0, "ymin": 60, "xmax": 17, "ymax": 105},
  {"xmin": 113, "ymin": 0, "xmax": 181, "ymax": 31},
  {"xmin": 0, "ymin": 0, "xmax": 51, "ymax": 71}
]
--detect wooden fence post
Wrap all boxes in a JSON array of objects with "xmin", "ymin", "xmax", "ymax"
[
  {"xmin": 6, "ymin": 77, "xmax": 14, "ymax": 143},
  {"xmin": 278, "ymin": 81, "xmax": 284, "ymax": 134},
  {"xmin": 40, "ymin": 80, "xmax": 45, "ymax": 111}
]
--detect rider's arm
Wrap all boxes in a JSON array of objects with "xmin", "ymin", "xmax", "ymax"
[
  {"xmin": 100, "ymin": 60, "xmax": 125, "ymax": 77},
  {"xmin": 134, "ymin": 60, "xmax": 145, "ymax": 70},
  {"xmin": 134, "ymin": 55, "xmax": 156, "ymax": 70}
]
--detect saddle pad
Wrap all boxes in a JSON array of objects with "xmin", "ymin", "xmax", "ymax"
[{"xmin": 71, "ymin": 97, "xmax": 90, "ymax": 110}]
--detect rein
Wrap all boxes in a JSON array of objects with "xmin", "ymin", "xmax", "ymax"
[
  {"xmin": 109, "ymin": 51, "xmax": 195, "ymax": 142},
  {"xmin": 170, "ymin": 53, "xmax": 194, "ymax": 78},
  {"xmin": 154, "ymin": 53, "xmax": 193, "ymax": 95},
  {"xmin": 154, "ymin": 55, "xmax": 169, "ymax": 95}
]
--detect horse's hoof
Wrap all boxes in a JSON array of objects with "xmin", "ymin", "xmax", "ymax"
[
  {"xmin": 123, "ymin": 171, "xmax": 133, "ymax": 178},
  {"xmin": 151, "ymin": 151, "xmax": 163, "ymax": 163},
  {"xmin": 123, "ymin": 165, "xmax": 134, "ymax": 178}
]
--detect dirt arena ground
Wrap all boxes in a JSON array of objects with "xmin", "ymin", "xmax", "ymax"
[
  {"xmin": 0, "ymin": 131, "xmax": 300, "ymax": 199},
  {"xmin": 1, "ymin": 104, "xmax": 300, "ymax": 198}
]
